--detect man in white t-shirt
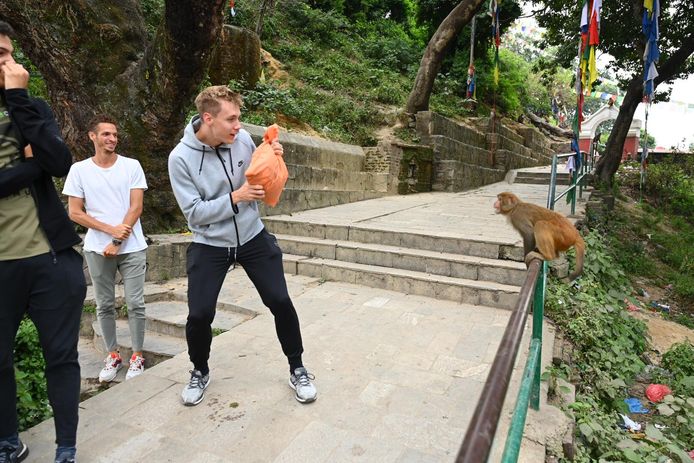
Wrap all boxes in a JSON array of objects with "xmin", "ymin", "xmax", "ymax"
[{"xmin": 63, "ymin": 115, "xmax": 148, "ymax": 383}]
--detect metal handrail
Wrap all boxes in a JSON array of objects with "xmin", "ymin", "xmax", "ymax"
[
  {"xmin": 548, "ymin": 148, "xmax": 595, "ymax": 212},
  {"xmin": 456, "ymin": 259, "xmax": 546, "ymax": 462}
]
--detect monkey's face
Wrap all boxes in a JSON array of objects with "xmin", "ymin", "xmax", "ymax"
[{"xmin": 495, "ymin": 192, "xmax": 518, "ymax": 214}]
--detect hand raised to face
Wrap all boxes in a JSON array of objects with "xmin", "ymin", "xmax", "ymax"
[{"xmin": 0, "ymin": 61, "xmax": 29, "ymax": 89}]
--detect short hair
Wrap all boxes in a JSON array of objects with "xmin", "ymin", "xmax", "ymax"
[
  {"xmin": 0, "ymin": 21, "xmax": 15, "ymax": 39},
  {"xmin": 194, "ymin": 85, "xmax": 243, "ymax": 117},
  {"xmin": 87, "ymin": 114, "xmax": 118, "ymax": 133}
]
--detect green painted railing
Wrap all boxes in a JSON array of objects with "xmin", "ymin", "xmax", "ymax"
[
  {"xmin": 456, "ymin": 259, "xmax": 547, "ymax": 462},
  {"xmin": 457, "ymin": 147, "xmax": 593, "ymax": 461},
  {"xmin": 547, "ymin": 147, "xmax": 596, "ymax": 212}
]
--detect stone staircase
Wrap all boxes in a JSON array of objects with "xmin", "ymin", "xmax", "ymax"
[
  {"xmin": 243, "ymin": 123, "xmax": 388, "ymax": 216},
  {"xmin": 513, "ymin": 170, "xmax": 572, "ymax": 185},
  {"xmin": 79, "ymin": 288, "xmax": 254, "ymax": 394},
  {"xmin": 263, "ymin": 216, "xmax": 526, "ymax": 311},
  {"xmin": 415, "ymin": 112, "xmax": 554, "ymax": 192},
  {"xmin": 78, "ymin": 207, "xmax": 529, "ymax": 392}
]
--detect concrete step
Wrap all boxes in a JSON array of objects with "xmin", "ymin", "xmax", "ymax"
[
  {"xmin": 264, "ymin": 217, "xmax": 524, "ymax": 262},
  {"xmin": 91, "ymin": 319, "xmax": 186, "ymax": 366},
  {"xmin": 275, "ymin": 234, "xmax": 527, "ymax": 286},
  {"xmin": 494, "ymin": 149, "xmax": 542, "ymax": 171},
  {"xmin": 144, "ymin": 300, "xmax": 253, "ymax": 338},
  {"xmin": 281, "ymin": 255, "xmax": 519, "ymax": 310},
  {"xmin": 285, "ymin": 164, "xmax": 387, "ymax": 192},
  {"xmin": 78, "ymin": 337, "xmax": 126, "ymax": 396},
  {"xmin": 514, "ymin": 173, "xmax": 571, "ymax": 185},
  {"xmin": 259, "ymin": 188, "xmax": 386, "ymax": 216}
]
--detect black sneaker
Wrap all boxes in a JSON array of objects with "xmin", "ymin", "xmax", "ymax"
[{"xmin": 0, "ymin": 439, "xmax": 29, "ymax": 463}]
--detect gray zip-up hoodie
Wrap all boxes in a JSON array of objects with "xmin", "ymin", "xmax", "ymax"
[{"xmin": 168, "ymin": 116, "xmax": 264, "ymax": 247}]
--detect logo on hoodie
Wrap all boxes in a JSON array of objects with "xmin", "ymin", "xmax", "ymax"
[{"xmin": 238, "ymin": 160, "xmax": 244, "ymax": 168}]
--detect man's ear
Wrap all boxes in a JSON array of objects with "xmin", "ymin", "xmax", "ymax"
[
  {"xmin": 201, "ymin": 111, "xmax": 214, "ymax": 125},
  {"xmin": 88, "ymin": 131, "xmax": 96, "ymax": 142}
]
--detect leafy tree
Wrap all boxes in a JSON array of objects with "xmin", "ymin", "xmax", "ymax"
[
  {"xmin": 640, "ymin": 129, "xmax": 656, "ymax": 150},
  {"xmin": 405, "ymin": 0, "xmax": 521, "ymax": 114},
  {"xmin": 0, "ymin": 0, "xmax": 227, "ymax": 231},
  {"xmin": 535, "ymin": 0, "xmax": 694, "ymax": 186}
]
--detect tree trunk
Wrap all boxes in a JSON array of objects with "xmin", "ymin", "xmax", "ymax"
[
  {"xmin": 526, "ymin": 112, "xmax": 573, "ymax": 138},
  {"xmin": 595, "ymin": 33, "xmax": 694, "ymax": 185},
  {"xmin": 594, "ymin": 76, "xmax": 641, "ymax": 185},
  {"xmin": 404, "ymin": 0, "xmax": 487, "ymax": 114},
  {"xmin": 0, "ymin": 0, "xmax": 226, "ymax": 231}
]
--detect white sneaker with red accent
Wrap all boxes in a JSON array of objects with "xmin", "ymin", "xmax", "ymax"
[
  {"xmin": 98, "ymin": 353, "xmax": 122, "ymax": 383},
  {"xmin": 126, "ymin": 355, "xmax": 145, "ymax": 380}
]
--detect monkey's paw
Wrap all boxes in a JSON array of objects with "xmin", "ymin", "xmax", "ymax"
[{"xmin": 524, "ymin": 251, "xmax": 545, "ymax": 267}]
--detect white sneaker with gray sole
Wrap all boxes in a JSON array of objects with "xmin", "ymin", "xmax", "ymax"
[
  {"xmin": 289, "ymin": 367, "xmax": 317, "ymax": 403},
  {"xmin": 181, "ymin": 370, "xmax": 210, "ymax": 406}
]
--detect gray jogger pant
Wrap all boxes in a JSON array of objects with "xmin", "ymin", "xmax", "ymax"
[{"xmin": 84, "ymin": 250, "xmax": 147, "ymax": 353}]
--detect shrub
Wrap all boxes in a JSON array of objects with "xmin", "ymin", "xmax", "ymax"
[
  {"xmin": 660, "ymin": 341, "xmax": 694, "ymax": 396},
  {"xmin": 645, "ymin": 160, "xmax": 694, "ymax": 219},
  {"xmin": 14, "ymin": 318, "xmax": 51, "ymax": 431}
]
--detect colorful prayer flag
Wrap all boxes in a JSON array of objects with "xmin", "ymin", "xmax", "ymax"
[{"xmin": 642, "ymin": 0, "xmax": 660, "ymax": 102}]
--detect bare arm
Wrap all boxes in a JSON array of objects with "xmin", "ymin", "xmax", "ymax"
[
  {"xmin": 101, "ymin": 188, "xmax": 144, "ymax": 257},
  {"xmin": 121, "ymin": 188, "xmax": 144, "ymax": 228},
  {"xmin": 67, "ymin": 196, "xmax": 131, "ymax": 240}
]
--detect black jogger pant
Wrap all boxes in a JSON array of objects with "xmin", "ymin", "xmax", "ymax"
[
  {"xmin": 185, "ymin": 229, "xmax": 303, "ymax": 374},
  {"xmin": 0, "ymin": 248, "xmax": 86, "ymax": 447}
]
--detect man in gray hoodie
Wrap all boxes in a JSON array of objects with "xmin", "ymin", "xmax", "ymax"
[{"xmin": 168, "ymin": 85, "xmax": 316, "ymax": 406}]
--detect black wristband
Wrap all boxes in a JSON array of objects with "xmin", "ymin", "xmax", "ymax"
[{"xmin": 112, "ymin": 239, "xmax": 123, "ymax": 246}]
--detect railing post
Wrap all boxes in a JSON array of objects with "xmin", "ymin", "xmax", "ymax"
[
  {"xmin": 570, "ymin": 165, "xmax": 577, "ymax": 216},
  {"xmin": 580, "ymin": 148, "xmax": 590, "ymax": 199},
  {"xmin": 530, "ymin": 261, "xmax": 546, "ymax": 410},
  {"xmin": 547, "ymin": 155, "xmax": 558, "ymax": 210}
]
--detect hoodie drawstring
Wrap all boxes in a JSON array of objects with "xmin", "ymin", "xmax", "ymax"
[
  {"xmin": 215, "ymin": 148, "xmax": 241, "ymax": 268},
  {"xmin": 198, "ymin": 146, "xmax": 205, "ymax": 174}
]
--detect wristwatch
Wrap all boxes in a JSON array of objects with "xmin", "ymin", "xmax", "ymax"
[{"xmin": 112, "ymin": 239, "xmax": 123, "ymax": 246}]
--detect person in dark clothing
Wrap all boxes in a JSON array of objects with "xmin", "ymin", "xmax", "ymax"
[{"xmin": 0, "ymin": 21, "xmax": 86, "ymax": 463}]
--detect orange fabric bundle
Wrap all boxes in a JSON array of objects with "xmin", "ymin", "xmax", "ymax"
[{"xmin": 245, "ymin": 124, "xmax": 288, "ymax": 207}]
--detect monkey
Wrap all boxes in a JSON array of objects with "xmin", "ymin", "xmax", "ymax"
[{"xmin": 494, "ymin": 192, "xmax": 585, "ymax": 281}]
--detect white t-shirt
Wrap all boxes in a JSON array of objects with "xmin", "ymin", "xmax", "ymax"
[{"xmin": 63, "ymin": 155, "xmax": 148, "ymax": 255}]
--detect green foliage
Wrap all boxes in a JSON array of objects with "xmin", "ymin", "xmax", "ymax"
[
  {"xmin": 545, "ymin": 230, "xmax": 694, "ymax": 461},
  {"xmin": 640, "ymin": 129, "xmax": 657, "ymax": 150},
  {"xmin": 357, "ymin": 19, "xmax": 420, "ymax": 72},
  {"xmin": 14, "ymin": 318, "xmax": 51, "ymax": 431},
  {"xmin": 83, "ymin": 304, "xmax": 96, "ymax": 314},
  {"xmin": 231, "ymin": 78, "xmax": 381, "ymax": 145},
  {"xmin": 11, "ymin": 46, "xmax": 47, "ymax": 100},
  {"xmin": 570, "ymin": 394, "xmax": 694, "ymax": 462},
  {"xmin": 645, "ymin": 160, "xmax": 694, "ymax": 220},
  {"xmin": 595, "ymin": 172, "xmax": 694, "ymax": 305},
  {"xmin": 661, "ymin": 342, "xmax": 694, "ymax": 395},
  {"xmin": 546, "ymin": 231, "xmax": 647, "ymax": 404},
  {"xmin": 139, "ymin": 0, "xmax": 164, "ymax": 38},
  {"xmin": 211, "ymin": 327, "xmax": 227, "ymax": 337}
]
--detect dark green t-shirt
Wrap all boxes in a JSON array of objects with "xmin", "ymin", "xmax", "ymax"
[{"xmin": 0, "ymin": 96, "xmax": 50, "ymax": 260}]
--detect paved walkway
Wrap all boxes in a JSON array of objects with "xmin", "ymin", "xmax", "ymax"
[{"xmin": 21, "ymin": 170, "xmax": 585, "ymax": 462}]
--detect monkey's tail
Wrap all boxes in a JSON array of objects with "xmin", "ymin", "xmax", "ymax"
[{"xmin": 569, "ymin": 235, "xmax": 585, "ymax": 281}]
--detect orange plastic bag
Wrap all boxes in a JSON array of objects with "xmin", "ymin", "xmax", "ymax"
[
  {"xmin": 645, "ymin": 384, "xmax": 672, "ymax": 403},
  {"xmin": 245, "ymin": 124, "xmax": 288, "ymax": 207}
]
